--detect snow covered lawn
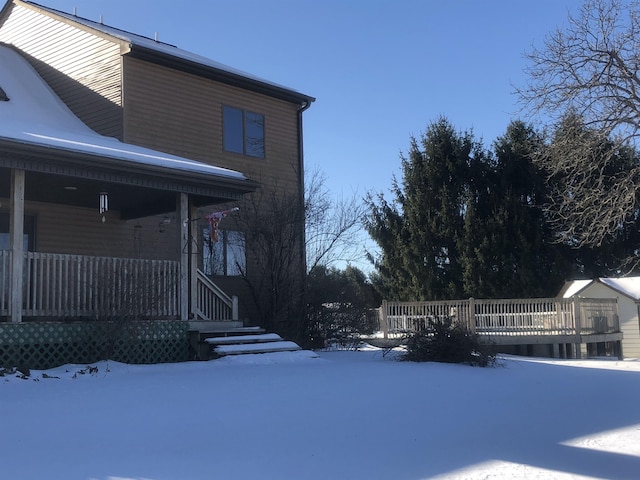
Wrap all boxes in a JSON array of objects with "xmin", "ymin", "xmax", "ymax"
[{"xmin": 2, "ymin": 349, "xmax": 640, "ymax": 480}]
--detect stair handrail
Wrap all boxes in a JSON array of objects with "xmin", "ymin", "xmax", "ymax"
[{"xmin": 196, "ymin": 268, "xmax": 238, "ymax": 321}]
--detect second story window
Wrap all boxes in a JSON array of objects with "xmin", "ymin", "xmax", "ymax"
[{"xmin": 223, "ymin": 106, "xmax": 265, "ymax": 158}]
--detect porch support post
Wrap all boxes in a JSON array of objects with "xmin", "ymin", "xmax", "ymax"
[
  {"xmin": 179, "ymin": 193, "xmax": 189, "ymax": 321},
  {"xmin": 189, "ymin": 202, "xmax": 199, "ymax": 320},
  {"xmin": 9, "ymin": 169, "xmax": 25, "ymax": 323}
]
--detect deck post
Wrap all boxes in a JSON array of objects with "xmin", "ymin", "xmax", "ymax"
[
  {"xmin": 179, "ymin": 193, "xmax": 189, "ymax": 321},
  {"xmin": 9, "ymin": 169, "xmax": 25, "ymax": 323},
  {"xmin": 381, "ymin": 300, "xmax": 389, "ymax": 339},
  {"xmin": 573, "ymin": 297, "xmax": 582, "ymax": 336},
  {"xmin": 468, "ymin": 297, "xmax": 476, "ymax": 333},
  {"xmin": 573, "ymin": 297, "xmax": 582, "ymax": 359}
]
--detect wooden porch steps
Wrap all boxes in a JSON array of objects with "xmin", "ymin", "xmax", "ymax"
[
  {"xmin": 188, "ymin": 323, "xmax": 302, "ymax": 360},
  {"xmin": 207, "ymin": 334, "xmax": 302, "ymax": 357}
]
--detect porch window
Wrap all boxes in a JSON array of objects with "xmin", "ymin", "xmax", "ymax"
[
  {"xmin": 223, "ymin": 106, "xmax": 265, "ymax": 158},
  {"xmin": 0, "ymin": 213, "xmax": 35, "ymax": 251},
  {"xmin": 203, "ymin": 229, "xmax": 245, "ymax": 277}
]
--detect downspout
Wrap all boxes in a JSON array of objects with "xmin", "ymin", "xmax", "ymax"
[
  {"xmin": 297, "ymin": 99, "xmax": 312, "ymax": 274},
  {"xmin": 297, "ymin": 99, "xmax": 312, "ymax": 341}
]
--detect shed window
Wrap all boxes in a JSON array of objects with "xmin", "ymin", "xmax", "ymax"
[{"xmin": 223, "ymin": 106, "xmax": 265, "ymax": 158}]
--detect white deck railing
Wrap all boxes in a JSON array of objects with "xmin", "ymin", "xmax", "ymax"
[
  {"xmin": 1, "ymin": 251, "xmax": 179, "ymax": 318},
  {"xmin": 375, "ymin": 297, "xmax": 619, "ymax": 339}
]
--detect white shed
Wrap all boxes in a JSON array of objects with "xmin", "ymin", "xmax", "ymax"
[{"xmin": 559, "ymin": 277, "xmax": 640, "ymax": 358}]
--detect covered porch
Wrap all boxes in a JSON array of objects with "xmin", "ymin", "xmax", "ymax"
[
  {"xmin": 0, "ymin": 161, "xmax": 254, "ymax": 323},
  {"xmin": 0, "ymin": 43, "xmax": 257, "ymax": 323}
]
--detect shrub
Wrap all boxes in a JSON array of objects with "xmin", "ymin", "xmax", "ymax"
[
  {"xmin": 308, "ymin": 303, "xmax": 376, "ymax": 350},
  {"xmin": 404, "ymin": 317, "xmax": 495, "ymax": 367}
]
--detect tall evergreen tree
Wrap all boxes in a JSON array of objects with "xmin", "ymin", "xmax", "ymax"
[
  {"xmin": 366, "ymin": 117, "xmax": 483, "ymax": 300},
  {"xmin": 461, "ymin": 121, "xmax": 570, "ymax": 297},
  {"xmin": 366, "ymin": 117, "xmax": 639, "ymax": 303}
]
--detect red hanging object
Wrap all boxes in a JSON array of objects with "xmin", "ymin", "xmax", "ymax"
[{"xmin": 204, "ymin": 207, "xmax": 239, "ymax": 242}]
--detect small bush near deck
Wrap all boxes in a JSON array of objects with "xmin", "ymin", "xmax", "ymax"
[{"xmin": 404, "ymin": 318, "xmax": 495, "ymax": 367}]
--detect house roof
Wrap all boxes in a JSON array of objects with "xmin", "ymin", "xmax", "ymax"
[
  {"xmin": 13, "ymin": 0, "xmax": 315, "ymax": 106},
  {"xmin": 561, "ymin": 277, "xmax": 640, "ymax": 301},
  {"xmin": 0, "ymin": 42, "xmax": 257, "ymax": 200}
]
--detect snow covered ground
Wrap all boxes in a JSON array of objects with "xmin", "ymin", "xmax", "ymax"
[{"xmin": 2, "ymin": 348, "xmax": 640, "ymax": 480}]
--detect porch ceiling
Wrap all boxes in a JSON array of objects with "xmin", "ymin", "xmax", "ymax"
[{"xmin": 0, "ymin": 167, "xmax": 233, "ymax": 218}]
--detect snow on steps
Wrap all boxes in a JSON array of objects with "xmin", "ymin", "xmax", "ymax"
[{"xmin": 203, "ymin": 332, "xmax": 302, "ymax": 358}]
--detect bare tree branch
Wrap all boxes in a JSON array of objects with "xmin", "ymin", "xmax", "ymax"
[
  {"xmin": 305, "ymin": 166, "xmax": 366, "ymax": 273},
  {"xmin": 518, "ymin": 0, "xmax": 640, "ymax": 143}
]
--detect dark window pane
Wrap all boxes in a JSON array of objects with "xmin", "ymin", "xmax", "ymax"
[
  {"xmin": 226, "ymin": 231, "xmax": 246, "ymax": 276},
  {"xmin": 223, "ymin": 106, "xmax": 244, "ymax": 154},
  {"xmin": 203, "ymin": 227, "xmax": 224, "ymax": 275},
  {"xmin": 245, "ymin": 111, "xmax": 265, "ymax": 158},
  {"xmin": 0, "ymin": 213, "xmax": 35, "ymax": 251},
  {"xmin": 203, "ymin": 229, "xmax": 245, "ymax": 277}
]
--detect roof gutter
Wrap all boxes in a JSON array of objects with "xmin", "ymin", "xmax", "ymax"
[
  {"xmin": 127, "ymin": 44, "xmax": 316, "ymax": 105},
  {"xmin": 0, "ymin": 137, "xmax": 259, "ymax": 198}
]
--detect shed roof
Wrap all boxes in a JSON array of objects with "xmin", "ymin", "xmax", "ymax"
[
  {"xmin": 12, "ymin": 0, "xmax": 315, "ymax": 105},
  {"xmin": 561, "ymin": 277, "xmax": 640, "ymax": 302}
]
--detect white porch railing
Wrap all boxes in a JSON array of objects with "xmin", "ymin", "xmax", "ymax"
[
  {"xmin": 195, "ymin": 268, "xmax": 238, "ymax": 321},
  {"xmin": 1, "ymin": 251, "xmax": 179, "ymax": 318},
  {"xmin": 374, "ymin": 297, "xmax": 620, "ymax": 340}
]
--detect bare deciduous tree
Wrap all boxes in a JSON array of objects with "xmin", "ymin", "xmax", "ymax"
[
  {"xmin": 536, "ymin": 114, "xmax": 639, "ymax": 252},
  {"xmin": 305, "ymin": 167, "xmax": 366, "ymax": 274},
  {"xmin": 518, "ymin": 0, "xmax": 640, "ymax": 142},
  {"xmin": 232, "ymin": 166, "xmax": 365, "ymax": 343},
  {"xmin": 518, "ymin": 0, "xmax": 640, "ymax": 268}
]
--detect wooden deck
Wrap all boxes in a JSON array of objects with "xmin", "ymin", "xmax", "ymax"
[{"xmin": 370, "ymin": 297, "xmax": 623, "ymax": 358}]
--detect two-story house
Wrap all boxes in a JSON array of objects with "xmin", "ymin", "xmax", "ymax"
[{"xmin": 0, "ymin": 0, "xmax": 314, "ymax": 367}]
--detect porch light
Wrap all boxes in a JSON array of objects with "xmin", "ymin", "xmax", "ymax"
[
  {"xmin": 99, "ymin": 192, "xmax": 108, "ymax": 214},
  {"xmin": 158, "ymin": 216, "xmax": 171, "ymax": 232}
]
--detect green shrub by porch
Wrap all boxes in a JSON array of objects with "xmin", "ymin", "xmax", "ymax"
[{"xmin": 0, "ymin": 320, "xmax": 189, "ymax": 370}]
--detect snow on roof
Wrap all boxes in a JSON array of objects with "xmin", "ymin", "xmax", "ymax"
[
  {"xmin": 0, "ymin": 43, "xmax": 246, "ymax": 180},
  {"xmin": 561, "ymin": 279, "xmax": 593, "ymax": 298},
  {"xmin": 24, "ymin": 1, "xmax": 309, "ymax": 100},
  {"xmin": 598, "ymin": 277, "xmax": 640, "ymax": 301},
  {"xmin": 562, "ymin": 277, "xmax": 640, "ymax": 301}
]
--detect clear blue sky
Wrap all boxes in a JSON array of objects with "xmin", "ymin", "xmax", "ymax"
[
  {"xmin": 37, "ymin": 0, "xmax": 581, "ymax": 268},
  {"xmin": 37, "ymin": 0, "xmax": 580, "ymax": 194}
]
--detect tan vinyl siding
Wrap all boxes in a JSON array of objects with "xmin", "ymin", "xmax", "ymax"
[
  {"xmin": 0, "ymin": 3, "xmax": 123, "ymax": 138},
  {"xmin": 1, "ymin": 200, "xmax": 179, "ymax": 261},
  {"xmin": 122, "ymin": 57, "xmax": 301, "ymax": 191}
]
